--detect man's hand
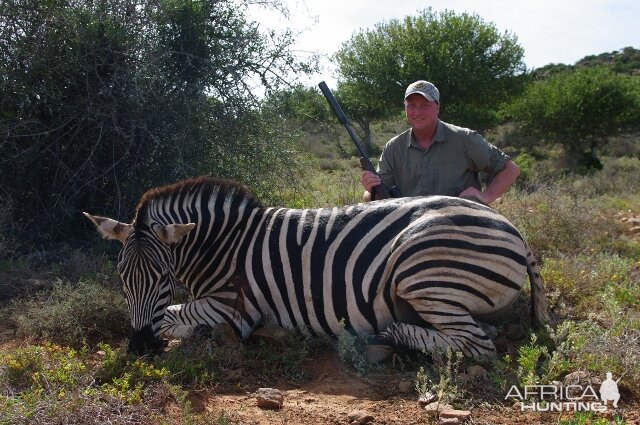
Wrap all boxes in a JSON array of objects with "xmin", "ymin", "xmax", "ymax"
[
  {"xmin": 361, "ymin": 170, "xmax": 381, "ymax": 192},
  {"xmin": 458, "ymin": 187, "xmax": 490, "ymax": 205},
  {"xmin": 459, "ymin": 160, "xmax": 520, "ymax": 205}
]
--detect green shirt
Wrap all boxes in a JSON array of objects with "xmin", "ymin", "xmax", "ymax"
[{"xmin": 377, "ymin": 120, "xmax": 510, "ymax": 197}]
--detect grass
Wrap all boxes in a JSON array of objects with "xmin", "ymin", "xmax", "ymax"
[{"xmin": 1, "ymin": 145, "xmax": 639, "ymax": 422}]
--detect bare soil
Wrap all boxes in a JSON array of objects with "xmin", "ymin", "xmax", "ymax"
[{"xmin": 161, "ymin": 344, "xmax": 638, "ymax": 425}]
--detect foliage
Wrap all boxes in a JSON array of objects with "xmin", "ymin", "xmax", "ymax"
[
  {"xmin": 0, "ymin": 0, "xmax": 314, "ymax": 246},
  {"xmin": 10, "ymin": 278, "xmax": 129, "ymax": 347},
  {"xmin": 336, "ymin": 329, "xmax": 370, "ymax": 376},
  {"xmin": 533, "ymin": 46, "xmax": 640, "ymax": 78},
  {"xmin": 334, "ymin": 7, "xmax": 528, "ymax": 135},
  {"xmin": 559, "ymin": 411, "xmax": 626, "ymax": 425},
  {"xmin": 504, "ymin": 66, "xmax": 640, "ymax": 172},
  {"xmin": 415, "ymin": 348, "xmax": 465, "ymax": 406},
  {"xmin": 577, "ymin": 46, "xmax": 640, "ymax": 75}
]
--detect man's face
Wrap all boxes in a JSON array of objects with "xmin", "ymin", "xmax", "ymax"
[{"xmin": 404, "ymin": 94, "xmax": 439, "ymax": 131}]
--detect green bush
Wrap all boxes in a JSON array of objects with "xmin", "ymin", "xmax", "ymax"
[
  {"xmin": 336, "ymin": 330, "xmax": 369, "ymax": 375},
  {"xmin": 11, "ymin": 279, "xmax": 128, "ymax": 347},
  {"xmin": 505, "ymin": 67, "xmax": 640, "ymax": 172}
]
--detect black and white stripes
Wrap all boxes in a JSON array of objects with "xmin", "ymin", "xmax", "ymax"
[{"xmin": 85, "ymin": 176, "xmax": 547, "ymax": 357}]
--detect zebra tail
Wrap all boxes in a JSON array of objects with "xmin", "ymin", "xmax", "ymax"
[{"xmin": 524, "ymin": 239, "xmax": 549, "ymax": 326}]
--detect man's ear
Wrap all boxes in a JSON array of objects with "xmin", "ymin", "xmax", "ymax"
[
  {"xmin": 154, "ymin": 223, "xmax": 196, "ymax": 245},
  {"xmin": 83, "ymin": 212, "xmax": 133, "ymax": 244}
]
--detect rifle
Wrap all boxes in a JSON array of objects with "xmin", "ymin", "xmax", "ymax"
[{"xmin": 318, "ymin": 81, "xmax": 400, "ymax": 200}]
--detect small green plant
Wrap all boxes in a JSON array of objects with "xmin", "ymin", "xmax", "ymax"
[
  {"xmin": 0, "ymin": 343, "xmax": 89, "ymax": 397},
  {"xmin": 414, "ymin": 348, "xmax": 465, "ymax": 406},
  {"xmin": 336, "ymin": 322, "xmax": 369, "ymax": 375},
  {"xmin": 516, "ymin": 335, "xmax": 549, "ymax": 386},
  {"xmin": 558, "ymin": 410, "xmax": 626, "ymax": 425}
]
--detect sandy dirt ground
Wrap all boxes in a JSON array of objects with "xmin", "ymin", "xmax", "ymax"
[{"xmin": 160, "ymin": 345, "xmax": 639, "ymax": 425}]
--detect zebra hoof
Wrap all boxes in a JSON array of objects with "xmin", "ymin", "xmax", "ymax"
[
  {"xmin": 250, "ymin": 326, "xmax": 295, "ymax": 346},
  {"xmin": 477, "ymin": 321, "xmax": 499, "ymax": 340},
  {"xmin": 366, "ymin": 344, "xmax": 395, "ymax": 364}
]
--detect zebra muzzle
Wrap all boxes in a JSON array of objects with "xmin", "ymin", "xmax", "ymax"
[{"xmin": 128, "ymin": 325, "xmax": 166, "ymax": 355}]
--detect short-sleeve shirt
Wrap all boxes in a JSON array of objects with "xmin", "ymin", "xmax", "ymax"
[{"xmin": 377, "ymin": 120, "xmax": 510, "ymax": 197}]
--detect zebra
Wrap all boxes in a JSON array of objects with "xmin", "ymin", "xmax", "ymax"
[{"xmin": 84, "ymin": 176, "xmax": 547, "ymax": 358}]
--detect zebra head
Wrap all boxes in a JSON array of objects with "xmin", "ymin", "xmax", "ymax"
[{"xmin": 83, "ymin": 212, "xmax": 195, "ymax": 355}]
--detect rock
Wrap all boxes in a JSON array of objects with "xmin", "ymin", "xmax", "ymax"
[
  {"xmin": 365, "ymin": 344, "xmax": 394, "ymax": 364},
  {"xmin": 466, "ymin": 365, "xmax": 487, "ymax": 381},
  {"xmin": 439, "ymin": 418, "xmax": 460, "ymax": 424},
  {"xmin": 440, "ymin": 409, "xmax": 471, "ymax": 421},
  {"xmin": 564, "ymin": 370, "xmax": 590, "ymax": 386},
  {"xmin": 418, "ymin": 392, "xmax": 437, "ymax": 406},
  {"xmin": 398, "ymin": 380, "xmax": 414, "ymax": 393},
  {"xmin": 629, "ymin": 225, "xmax": 640, "ymax": 234},
  {"xmin": 347, "ymin": 410, "xmax": 374, "ymax": 424},
  {"xmin": 424, "ymin": 402, "xmax": 453, "ymax": 417},
  {"xmin": 254, "ymin": 388, "xmax": 284, "ymax": 409}
]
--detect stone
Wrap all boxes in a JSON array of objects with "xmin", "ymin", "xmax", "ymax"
[
  {"xmin": 439, "ymin": 418, "xmax": 460, "ymax": 424},
  {"xmin": 440, "ymin": 409, "xmax": 471, "ymax": 420},
  {"xmin": 564, "ymin": 370, "xmax": 590, "ymax": 386},
  {"xmin": 254, "ymin": 388, "xmax": 284, "ymax": 409},
  {"xmin": 398, "ymin": 380, "xmax": 414, "ymax": 393},
  {"xmin": 418, "ymin": 392, "xmax": 437, "ymax": 406},
  {"xmin": 347, "ymin": 410, "xmax": 374, "ymax": 424},
  {"xmin": 424, "ymin": 402, "xmax": 453, "ymax": 416},
  {"xmin": 466, "ymin": 365, "xmax": 488, "ymax": 381}
]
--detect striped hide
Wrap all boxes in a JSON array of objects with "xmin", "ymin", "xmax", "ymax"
[{"xmin": 85, "ymin": 176, "xmax": 547, "ymax": 357}]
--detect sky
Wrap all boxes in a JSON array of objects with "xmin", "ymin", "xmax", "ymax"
[{"xmin": 246, "ymin": 0, "xmax": 640, "ymax": 87}]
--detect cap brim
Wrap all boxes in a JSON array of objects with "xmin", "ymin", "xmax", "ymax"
[{"xmin": 404, "ymin": 91, "xmax": 436, "ymax": 102}]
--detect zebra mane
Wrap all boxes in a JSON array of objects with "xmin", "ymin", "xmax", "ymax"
[{"xmin": 133, "ymin": 176, "xmax": 261, "ymax": 230}]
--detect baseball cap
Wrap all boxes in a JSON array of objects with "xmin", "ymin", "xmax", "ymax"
[{"xmin": 404, "ymin": 80, "xmax": 440, "ymax": 103}]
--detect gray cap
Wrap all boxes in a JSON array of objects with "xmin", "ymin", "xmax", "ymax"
[{"xmin": 404, "ymin": 80, "xmax": 440, "ymax": 103}]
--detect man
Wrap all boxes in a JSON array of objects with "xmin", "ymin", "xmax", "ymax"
[{"xmin": 361, "ymin": 80, "xmax": 520, "ymax": 204}]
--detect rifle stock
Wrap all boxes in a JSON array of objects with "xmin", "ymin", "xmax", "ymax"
[{"xmin": 318, "ymin": 81, "xmax": 400, "ymax": 200}]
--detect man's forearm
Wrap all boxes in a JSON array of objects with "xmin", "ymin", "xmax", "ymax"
[{"xmin": 482, "ymin": 160, "xmax": 520, "ymax": 203}]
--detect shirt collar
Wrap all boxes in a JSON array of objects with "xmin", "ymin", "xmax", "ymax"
[{"xmin": 407, "ymin": 120, "xmax": 445, "ymax": 149}]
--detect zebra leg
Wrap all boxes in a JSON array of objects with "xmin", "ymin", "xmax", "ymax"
[
  {"xmin": 158, "ymin": 298, "xmax": 254, "ymax": 343},
  {"xmin": 377, "ymin": 303, "xmax": 496, "ymax": 358}
]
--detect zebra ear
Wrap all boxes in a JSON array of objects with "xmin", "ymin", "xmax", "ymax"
[
  {"xmin": 155, "ymin": 223, "xmax": 196, "ymax": 245},
  {"xmin": 83, "ymin": 212, "xmax": 133, "ymax": 244}
]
